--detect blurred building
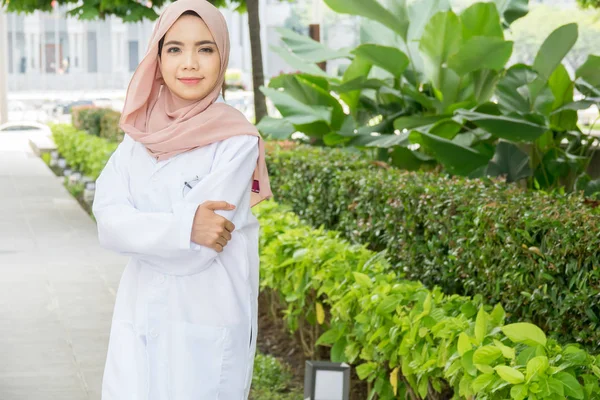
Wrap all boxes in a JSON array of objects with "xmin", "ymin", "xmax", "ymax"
[{"xmin": 4, "ymin": 0, "xmax": 307, "ymax": 92}]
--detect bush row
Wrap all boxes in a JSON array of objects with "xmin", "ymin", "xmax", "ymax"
[
  {"xmin": 72, "ymin": 106, "xmax": 124, "ymax": 143},
  {"xmin": 255, "ymin": 200, "xmax": 600, "ymax": 399},
  {"xmin": 265, "ymin": 146, "xmax": 600, "ymax": 352},
  {"xmin": 51, "ymin": 124, "xmax": 117, "ymax": 179},
  {"xmin": 49, "ymin": 123, "xmax": 600, "ymax": 398}
]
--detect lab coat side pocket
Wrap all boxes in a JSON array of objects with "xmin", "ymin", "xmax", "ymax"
[{"xmin": 167, "ymin": 322, "xmax": 228, "ymax": 400}]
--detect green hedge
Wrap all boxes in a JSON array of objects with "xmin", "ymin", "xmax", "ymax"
[
  {"xmin": 51, "ymin": 124, "xmax": 117, "ymax": 179},
  {"xmin": 255, "ymin": 200, "xmax": 600, "ymax": 399},
  {"xmin": 266, "ymin": 146, "xmax": 600, "ymax": 352},
  {"xmin": 72, "ymin": 107, "xmax": 124, "ymax": 142},
  {"xmin": 47, "ymin": 123, "xmax": 600, "ymax": 398}
]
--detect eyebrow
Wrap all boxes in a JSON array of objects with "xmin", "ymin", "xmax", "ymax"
[{"xmin": 163, "ymin": 40, "xmax": 216, "ymax": 46}]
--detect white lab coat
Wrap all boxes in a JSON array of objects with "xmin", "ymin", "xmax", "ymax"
[{"xmin": 92, "ymin": 130, "xmax": 260, "ymax": 400}]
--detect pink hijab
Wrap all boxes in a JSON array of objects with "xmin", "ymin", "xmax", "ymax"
[{"xmin": 119, "ymin": 0, "xmax": 272, "ymax": 207}]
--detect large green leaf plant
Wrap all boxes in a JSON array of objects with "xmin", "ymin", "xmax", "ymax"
[{"xmin": 259, "ymin": 0, "xmax": 600, "ymax": 191}]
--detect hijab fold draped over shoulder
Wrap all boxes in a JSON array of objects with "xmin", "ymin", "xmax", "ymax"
[{"xmin": 119, "ymin": 0, "xmax": 272, "ymax": 207}]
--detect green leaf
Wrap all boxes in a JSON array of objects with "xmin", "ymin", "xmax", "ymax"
[
  {"xmin": 548, "ymin": 64, "xmax": 577, "ymax": 129},
  {"xmin": 448, "ymin": 37, "xmax": 513, "ymax": 76},
  {"xmin": 419, "ymin": 10, "xmax": 463, "ymax": 108},
  {"xmin": 554, "ymin": 372, "xmax": 584, "ymax": 399},
  {"xmin": 576, "ymin": 54, "xmax": 600, "ymax": 88},
  {"xmin": 419, "ymin": 131, "xmax": 491, "ymax": 175},
  {"xmin": 339, "ymin": 56, "xmax": 373, "ymax": 117},
  {"xmin": 256, "ymin": 116, "xmax": 295, "ymax": 139},
  {"xmin": 324, "ymin": 0, "xmax": 409, "ymax": 40},
  {"xmin": 510, "ymin": 383, "xmax": 528, "ymax": 400},
  {"xmin": 472, "ymin": 373, "xmax": 496, "ymax": 392},
  {"xmin": 526, "ymin": 356, "xmax": 549, "ymax": 381},
  {"xmin": 538, "ymin": 376, "xmax": 564, "ymax": 397},
  {"xmin": 353, "ymin": 272, "xmax": 373, "ymax": 288},
  {"xmin": 316, "ymin": 328, "xmax": 341, "ymax": 345},
  {"xmin": 394, "ymin": 115, "xmax": 451, "ymax": 131},
  {"xmin": 458, "ymin": 332, "xmax": 472, "ymax": 356},
  {"xmin": 352, "ymin": 44, "xmax": 409, "ymax": 78},
  {"xmin": 331, "ymin": 337, "xmax": 347, "ymax": 362},
  {"xmin": 270, "ymin": 46, "xmax": 329, "ymax": 77},
  {"xmin": 496, "ymin": 365, "xmax": 526, "ymax": 384},
  {"xmin": 473, "ymin": 345, "xmax": 503, "ymax": 365},
  {"xmin": 457, "ymin": 111, "xmax": 548, "ymax": 142},
  {"xmin": 490, "ymin": 303, "xmax": 506, "ymax": 326},
  {"xmin": 502, "ymin": 323, "xmax": 547, "ymax": 347},
  {"xmin": 486, "ymin": 141, "xmax": 532, "ymax": 182},
  {"xmin": 475, "ymin": 307, "xmax": 488, "ymax": 345},
  {"xmin": 460, "ymin": 2, "xmax": 504, "ymax": 39},
  {"xmin": 276, "ymin": 27, "xmax": 351, "ymax": 63},
  {"xmin": 356, "ymin": 362, "xmax": 378, "ymax": 380},
  {"xmin": 533, "ymin": 23, "xmax": 578, "ymax": 84},
  {"xmin": 493, "ymin": 0, "xmax": 528, "ymax": 25},
  {"xmin": 260, "ymin": 87, "xmax": 331, "ymax": 125},
  {"xmin": 493, "ymin": 340, "xmax": 516, "ymax": 360}
]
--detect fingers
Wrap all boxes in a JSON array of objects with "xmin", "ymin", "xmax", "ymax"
[
  {"xmin": 223, "ymin": 219, "xmax": 235, "ymax": 233},
  {"xmin": 203, "ymin": 200, "xmax": 236, "ymax": 211}
]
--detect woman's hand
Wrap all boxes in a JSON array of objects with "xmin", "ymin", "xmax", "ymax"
[{"xmin": 191, "ymin": 201, "xmax": 236, "ymax": 252}]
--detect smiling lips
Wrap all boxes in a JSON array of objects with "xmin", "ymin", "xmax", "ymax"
[{"xmin": 178, "ymin": 77, "xmax": 203, "ymax": 85}]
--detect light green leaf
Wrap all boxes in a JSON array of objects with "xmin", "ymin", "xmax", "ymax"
[
  {"xmin": 510, "ymin": 383, "xmax": 528, "ymax": 400},
  {"xmin": 496, "ymin": 365, "xmax": 525, "ymax": 384},
  {"xmin": 353, "ymin": 272, "xmax": 373, "ymax": 288},
  {"xmin": 493, "ymin": 339, "xmax": 516, "ymax": 360},
  {"xmin": 458, "ymin": 332, "xmax": 472, "ymax": 356},
  {"xmin": 502, "ymin": 323, "xmax": 547, "ymax": 347},
  {"xmin": 472, "ymin": 373, "xmax": 496, "ymax": 392},
  {"xmin": 475, "ymin": 307, "xmax": 488, "ymax": 345},
  {"xmin": 526, "ymin": 356, "xmax": 549, "ymax": 381},
  {"xmin": 473, "ymin": 345, "xmax": 503, "ymax": 365}
]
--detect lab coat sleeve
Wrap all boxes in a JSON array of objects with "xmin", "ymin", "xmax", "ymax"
[
  {"xmin": 175, "ymin": 134, "xmax": 259, "ymax": 250},
  {"xmin": 92, "ymin": 137, "xmax": 204, "ymax": 259}
]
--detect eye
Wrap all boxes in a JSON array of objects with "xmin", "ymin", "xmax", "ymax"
[
  {"xmin": 199, "ymin": 47, "xmax": 214, "ymax": 54},
  {"xmin": 166, "ymin": 47, "xmax": 180, "ymax": 54}
]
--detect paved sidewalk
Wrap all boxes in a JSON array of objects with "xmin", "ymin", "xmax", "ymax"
[{"xmin": 0, "ymin": 130, "xmax": 126, "ymax": 400}]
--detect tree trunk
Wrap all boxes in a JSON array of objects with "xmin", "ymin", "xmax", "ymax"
[{"xmin": 246, "ymin": 0, "xmax": 267, "ymax": 123}]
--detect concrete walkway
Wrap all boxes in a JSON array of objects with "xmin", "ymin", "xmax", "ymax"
[{"xmin": 0, "ymin": 130, "xmax": 126, "ymax": 399}]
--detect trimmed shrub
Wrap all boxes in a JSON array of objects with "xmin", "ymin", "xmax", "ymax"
[
  {"xmin": 99, "ymin": 109, "xmax": 124, "ymax": 143},
  {"xmin": 266, "ymin": 145, "xmax": 600, "ymax": 351},
  {"xmin": 255, "ymin": 200, "xmax": 600, "ymax": 399},
  {"xmin": 50, "ymin": 124, "xmax": 117, "ymax": 179}
]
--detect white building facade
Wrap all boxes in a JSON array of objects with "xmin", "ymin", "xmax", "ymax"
[{"xmin": 4, "ymin": 0, "xmax": 308, "ymax": 92}]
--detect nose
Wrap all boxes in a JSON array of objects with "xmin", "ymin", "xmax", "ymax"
[{"xmin": 182, "ymin": 50, "xmax": 199, "ymax": 70}]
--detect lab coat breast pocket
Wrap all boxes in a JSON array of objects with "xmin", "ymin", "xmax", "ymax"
[{"xmin": 167, "ymin": 322, "xmax": 228, "ymax": 399}]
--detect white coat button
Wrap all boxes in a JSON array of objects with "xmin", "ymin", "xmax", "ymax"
[
  {"xmin": 149, "ymin": 329, "xmax": 158, "ymax": 338},
  {"xmin": 157, "ymin": 275, "xmax": 166, "ymax": 284},
  {"xmin": 151, "ymin": 175, "xmax": 158, "ymax": 182}
]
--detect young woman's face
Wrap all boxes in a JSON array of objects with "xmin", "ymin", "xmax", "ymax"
[{"xmin": 159, "ymin": 15, "xmax": 221, "ymax": 101}]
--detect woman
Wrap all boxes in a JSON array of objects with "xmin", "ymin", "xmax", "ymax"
[{"xmin": 92, "ymin": 0, "xmax": 272, "ymax": 398}]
